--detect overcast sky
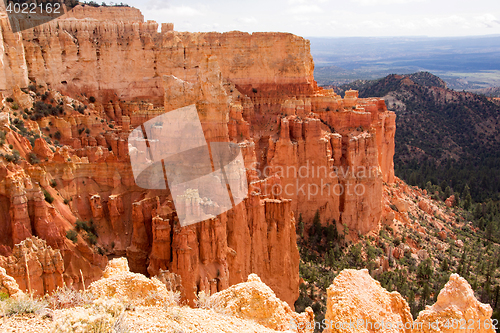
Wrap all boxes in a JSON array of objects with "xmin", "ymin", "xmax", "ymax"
[{"xmin": 120, "ymin": 0, "xmax": 500, "ymax": 37}]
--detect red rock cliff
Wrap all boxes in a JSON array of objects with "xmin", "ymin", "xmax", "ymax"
[{"xmin": 0, "ymin": 6, "xmax": 395, "ymax": 306}]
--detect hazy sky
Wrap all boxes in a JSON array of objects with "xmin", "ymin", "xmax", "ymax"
[{"xmin": 121, "ymin": 0, "xmax": 500, "ymax": 37}]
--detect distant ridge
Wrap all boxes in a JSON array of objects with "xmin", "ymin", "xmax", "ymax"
[
  {"xmin": 338, "ymin": 72, "xmax": 500, "ymax": 202},
  {"xmin": 310, "ymin": 35, "xmax": 500, "ymax": 89}
]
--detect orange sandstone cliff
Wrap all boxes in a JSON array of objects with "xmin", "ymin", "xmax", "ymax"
[{"xmin": 0, "ymin": 5, "xmax": 395, "ymax": 306}]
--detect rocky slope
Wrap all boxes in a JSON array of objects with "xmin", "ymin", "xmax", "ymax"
[
  {"xmin": 295, "ymin": 171, "xmax": 500, "ymax": 331},
  {"xmin": 0, "ymin": 5, "xmax": 395, "ymax": 307}
]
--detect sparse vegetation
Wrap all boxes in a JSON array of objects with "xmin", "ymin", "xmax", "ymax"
[
  {"xmin": 0, "ymin": 295, "xmax": 48, "ymax": 317},
  {"xmin": 3, "ymin": 150, "xmax": 21, "ymax": 163},
  {"xmin": 296, "ymin": 203, "xmax": 500, "ymax": 331},
  {"xmin": 341, "ymin": 73, "xmax": 500, "ymax": 203},
  {"xmin": 29, "ymin": 101, "xmax": 64, "ymax": 120},
  {"xmin": 52, "ymin": 297, "xmax": 127, "ymax": 333},
  {"xmin": 43, "ymin": 189, "xmax": 54, "ymax": 204},
  {"xmin": 47, "ymin": 286, "xmax": 95, "ymax": 310},
  {"xmin": 195, "ymin": 291, "xmax": 221, "ymax": 310},
  {"xmin": 28, "ymin": 152, "xmax": 41, "ymax": 164},
  {"xmin": 66, "ymin": 229, "xmax": 78, "ymax": 243},
  {"xmin": 74, "ymin": 219, "xmax": 99, "ymax": 246}
]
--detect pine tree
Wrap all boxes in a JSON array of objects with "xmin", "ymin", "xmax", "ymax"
[
  {"xmin": 441, "ymin": 258, "xmax": 449, "ymax": 272},
  {"xmin": 422, "ymin": 282, "xmax": 431, "ymax": 306},
  {"xmin": 313, "ymin": 210, "xmax": 320, "ymax": 226},
  {"xmin": 462, "ymin": 184, "xmax": 472, "ymax": 210},
  {"xmin": 444, "ymin": 186, "xmax": 452, "ymax": 200},
  {"xmin": 298, "ymin": 213, "xmax": 304, "ymax": 238}
]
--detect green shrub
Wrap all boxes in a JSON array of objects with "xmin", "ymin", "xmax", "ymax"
[
  {"xmin": 50, "ymin": 179, "xmax": 57, "ymax": 188},
  {"xmin": 66, "ymin": 229, "xmax": 78, "ymax": 243},
  {"xmin": 4, "ymin": 150, "xmax": 20, "ymax": 163},
  {"xmin": 31, "ymin": 101, "xmax": 63, "ymax": 120},
  {"xmin": 89, "ymin": 96, "xmax": 96, "ymax": 103},
  {"xmin": 75, "ymin": 219, "xmax": 97, "ymax": 235},
  {"xmin": 28, "ymin": 152, "xmax": 40, "ymax": 164},
  {"xmin": 5, "ymin": 97, "xmax": 13, "ymax": 103},
  {"xmin": 87, "ymin": 233, "xmax": 97, "ymax": 245},
  {"xmin": 4, "ymin": 154, "xmax": 14, "ymax": 163},
  {"xmin": 11, "ymin": 102, "xmax": 19, "ymax": 110},
  {"xmin": 43, "ymin": 189, "xmax": 54, "ymax": 204},
  {"xmin": 389, "ymin": 204, "xmax": 399, "ymax": 212},
  {"xmin": 75, "ymin": 220, "xmax": 87, "ymax": 232}
]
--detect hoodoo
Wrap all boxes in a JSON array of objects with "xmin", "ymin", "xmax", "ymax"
[{"xmin": 0, "ymin": 5, "xmax": 394, "ymax": 306}]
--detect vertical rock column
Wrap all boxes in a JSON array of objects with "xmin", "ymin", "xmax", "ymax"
[{"xmin": 9, "ymin": 178, "xmax": 32, "ymax": 244}]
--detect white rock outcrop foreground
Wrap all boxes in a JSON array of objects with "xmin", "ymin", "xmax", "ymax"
[
  {"xmin": 1, "ymin": 259, "xmax": 497, "ymax": 333},
  {"xmin": 414, "ymin": 273, "xmax": 495, "ymax": 333},
  {"xmin": 324, "ymin": 269, "xmax": 413, "ymax": 333},
  {"xmin": 210, "ymin": 273, "xmax": 314, "ymax": 333},
  {"xmin": 88, "ymin": 257, "xmax": 178, "ymax": 306}
]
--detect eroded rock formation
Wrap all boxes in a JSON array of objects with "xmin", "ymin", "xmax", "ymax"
[
  {"xmin": 0, "ymin": 5, "xmax": 395, "ymax": 306},
  {"xmin": 0, "ymin": 266, "xmax": 23, "ymax": 298},
  {"xmin": 414, "ymin": 274, "xmax": 496, "ymax": 333},
  {"xmin": 210, "ymin": 273, "xmax": 314, "ymax": 333},
  {"xmin": 324, "ymin": 269, "xmax": 413, "ymax": 333},
  {"xmin": 88, "ymin": 257, "xmax": 178, "ymax": 307},
  {"xmin": 0, "ymin": 237, "xmax": 64, "ymax": 296}
]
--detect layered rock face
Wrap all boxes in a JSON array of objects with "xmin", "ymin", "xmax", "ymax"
[
  {"xmin": 3, "ymin": 6, "xmax": 313, "ymax": 106},
  {"xmin": 0, "ymin": 5, "xmax": 395, "ymax": 306}
]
